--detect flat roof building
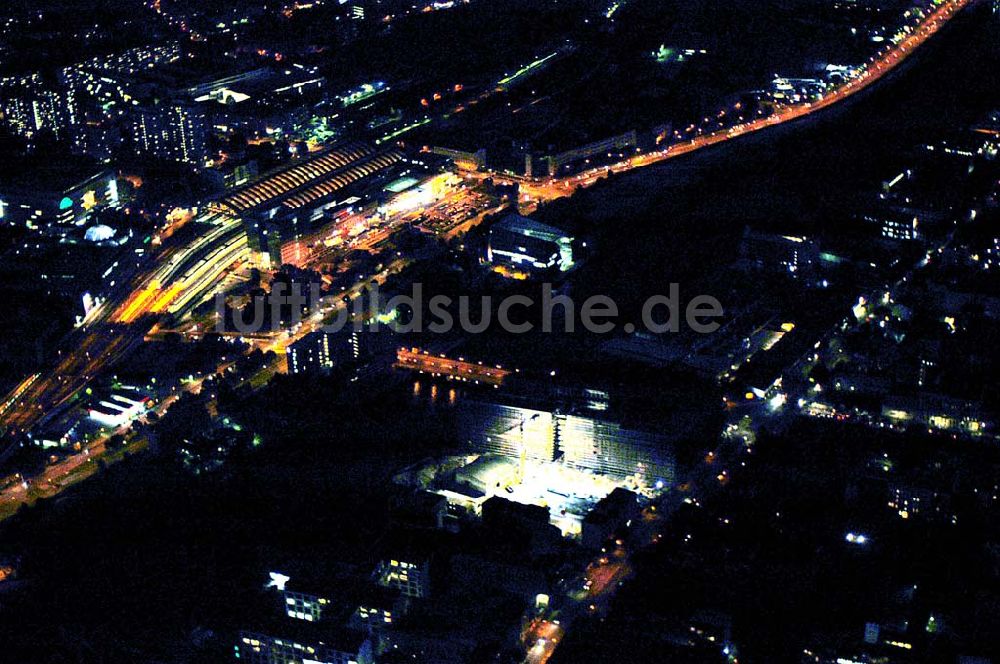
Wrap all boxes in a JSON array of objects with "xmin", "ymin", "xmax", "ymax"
[
  {"xmin": 454, "ymin": 455, "xmax": 520, "ymax": 495},
  {"xmin": 236, "ymin": 627, "xmax": 374, "ymax": 664},
  {"xmin": 582, "ymin": 487, "xmax": 639, "ymax": 549},
  {"xmin": 486, "ymin": 213, "xmax": 574, "ymax": 274}
]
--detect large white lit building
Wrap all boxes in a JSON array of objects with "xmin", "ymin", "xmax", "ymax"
[
  {"xmin": 454, "ymin": 400, "xmax": 675, "ymax": 490},
  {"xmin": 88, "ymin": 391, "xmax": 148, "ymax": 428}
]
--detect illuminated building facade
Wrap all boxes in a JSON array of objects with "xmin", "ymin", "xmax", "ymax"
[
  {"xmin": 862, "ymin": 211, "xmax": 920, "ymax": 241},
  {"xmin": 286, "ymin": 324, "xmax": 395, "ymax": 374},
  {"xmin": 286, "ymin": 329, "xmax": 361, "ymax": 374},
  {"xmin": 236, "ymin": 630, "xmax": 374, "ymax": 664},
  {"xmin": 131, "ymin": 100, "xmax": 210, "ymax": 166},
  {"xmin": 0, "ymin": 168, "xmax": 119, "ymax": 230},
  {"xmin": 486, "ymin": 213, "xmax": 574, "ymax": 274},
  {"xmin": 237, "ymin": 571, "xmax": 376, "ymax": 664},
  {"xmin": 458, "ymin": 402, "xmax": 558, "ymax": 464},
  {"xmin": 558, "ymin": 413, "xmax": 675, "ymax": 485},
  {"xmin": 0, "ymin": 73, "xmax": 80, "ymax": 143},
  {"xmin": 349, "ymin": 586, "xmax": 407, "ymax": 629},
  {"xmin": 282, "ymin": 589, "xmax": 332, "ymax": 623},
  {"xmin": 887, "ymin": 483, "xmax": 951, "ymax": 522},
  {"xmin": 375, "ymin": 557, "xmax": 430, "ymax": 598},
  {"xmin": 60, "ymin": 42, "xmax": 182, "ymax": 88},
  {"xmin": 454, "ymin": 400, "xmax": 675, "ymax": 489},
  {"xmin": 287, "ymin": 330, "xmax": 335, "ymax": 374},
  {"xmin": 353, "ymin": 604, "xmax": 393, "ymax": 627}
]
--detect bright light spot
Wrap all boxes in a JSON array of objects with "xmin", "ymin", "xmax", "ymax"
[
  {"xmin": 845, "ymin": 532, "xmax": 867, "ymax": 545},
  {"xmin": 267, "ymin": 572, "xmax": 290, "ymax": 590}
]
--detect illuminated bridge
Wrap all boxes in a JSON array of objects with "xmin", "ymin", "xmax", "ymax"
[{"xmin": 395, "ymin": 348, "xmax": 512, "ymax": 386}]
